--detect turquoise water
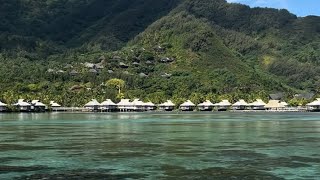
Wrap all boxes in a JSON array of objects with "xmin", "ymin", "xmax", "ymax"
[{"xmin": 0, "ymin": 112, "xmax": 320, "ymax": 179}]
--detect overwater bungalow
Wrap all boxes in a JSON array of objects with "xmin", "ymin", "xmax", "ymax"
[
  {"xmin": 198, "ymin": 100, "xmax": 214, "ymax": 111},
  {"xmin": 131, "ymin": 99, "xmax": 146, "ymax": 111},
  {"xmin": 180, "ymin": 100, "xmax": 196, "ymax": 111},
  {"xmin": 50, "ymin": 101, "xmax": 62, "ymax": 111},
  {"xmin": 232, "ymin": 99, "xmax": 248, "ymax": 110},
  {"xmin": 13, "ymin": 99, "xmax": 31, "ymax": 112},
  {"xmin": 84, "ymin": 99, "xmax": 101, "ymax": 111},
  {"xmin": 117, "ymin": 99, "xmax": 132, "ymax": 112},
  {"xmin": 0, "ymin": 101, "xmax": 8, "ymax": 112},
  {"xmin": 144, "ymin": 102, "xmax": 156, "ymax": 111},
  {"xmin": 248, "ymin": 99, "xmax": 266, "ymax": 110},
  {"xmin": 214, "ymin": 100, "xmax": 231, "ymax": 111},
  {"xmin": 306, "ymin": 98, "xmax": 320, "ymax": 111},
  {"xmin": 159, "ymin": 100, "xmax": 175, "ymax": 111},
  {"xmin": 100, "ymin": 99, "xmax": 117, "ymax": 112},
  {"xmin": 31, "ymin": 100, "xmax": 47, "ymax": 112},
  {"xmin": 265, "ymin": 100, "xmax": 285, "ymax": 111}
]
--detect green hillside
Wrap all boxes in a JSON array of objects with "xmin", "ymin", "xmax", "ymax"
[{"xmin": 0, "ymin": 0, "xmax": 319, "ymax": 106}]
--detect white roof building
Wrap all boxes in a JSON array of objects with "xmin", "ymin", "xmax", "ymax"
[
  {"xmin": 31, "ymin": 100, "xmax": 46, "ymax": 107},
  {"xmin": 13, "ymin": 99, "xmax": 31, "ymax": 107},
  {"xmin": 180, "ymin": 100, "xmax": 196, "ymax": 107},
  {"xmin": 232, "ymin": 99, "xmax": 248, "ymax": 107},
  {"xmin": 100, "ymin": 99, "xmax": 116, "ymax": 106},
  {"xmin": 84, "ymin": 99, "xmax": 101, "ymax": 107},
  {"xmin": 198, "ymin": 100, "xmax": 214, "ymax": 107},
  {"xmin": 160, "ymin": 100, "xmax": 175, "ymax": 107},
  {"xmin": 50, "ymin": 101, "xmax": 61, "ymax": 107},
  {"xmin": 0, "ymin": 101, "xmax": 7, "ymax": 107},
  {"xmin": 248, "ymin": 99, "xmax": 266, "ymax": 107},
  {"xmin": 214, "ymin": 100, "xmax": 231, "ymax": 106}
]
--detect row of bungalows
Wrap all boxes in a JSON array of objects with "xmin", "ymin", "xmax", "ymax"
[
  {"xmin": 82, "ymin": 99, "xmax": 292, "ymax": 112},
  {"xmin": 176, "ymin": 99, "xmax": 290, "ymax": 111},
  {"xmin": 0, "ymin": 99, "xmax": 62, "ymax": 112},
  {"xmin": 84, "ymin": 99, "xmax": 156, "ymax": 112}
]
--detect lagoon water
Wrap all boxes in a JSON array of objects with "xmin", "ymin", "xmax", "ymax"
[{"xmin": 0, "ymin": 112, "xmax": 320, "ymax": 179}]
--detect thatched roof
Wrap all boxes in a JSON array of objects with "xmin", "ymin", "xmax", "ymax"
[
  {"xmin": 100, "ymin": 99, "xmax": 116, "ymax": 106},
  {"xmin": 160, "ymin": 100, "xmax": 175, "ymax": 107},
  {"xmin": 0, "ymin": 101, "xmax": 7, "ymax": 106},
  {"xmin": 248, "ymin": 99, "xmax": 266, "ymax": 106},
  {"xmin": 14, "ymin": 99, "xmax": 31, "ymax": 107},
  {"xmin": 232, "ymin": 99, "xmax": 248, "ymax": 107},
  {"xmin": 84, "ymin": 99, "xmax": 101, "ymax": 107},
  {"xmin": 132, "ymin": 99, "xmax": 145, "ymax": 106},
  {"xmin": 144, "ymin": 102, "xmax": 155, "ymax": 107},
  {"xmin": 180, "ymin": 100, "xmax": 195, "ymax": 107},
  {"xmin": 31, "ymin": 100, "xmax": 46, "ymax": 107},
  {"xmin": 198, "ymin": 100, "xmax": 214, "ymax": 107},
  {"xmin": 50, "ymin": 101, "xmax": 61, "ymax": 107},
  {"xmin": 117, "ymin": 99, "xmax": 132, "ymax": 106},
  {"xmin": 265, "ymin": 100, "xmax": 285, "ymax": 109},
  {"xmin": 307, "ymin": 98, "xmax": 320, "ymax": 106},
  {"xmin": 214, "ymin": 100, "xmax": 231, "ymax": 106}
]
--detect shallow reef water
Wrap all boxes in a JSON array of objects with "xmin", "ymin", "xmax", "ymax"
[{"xmin": 0, "ymin": 112, "xmax": 320, "ymax": 179}]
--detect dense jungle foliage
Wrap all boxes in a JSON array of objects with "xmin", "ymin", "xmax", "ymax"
[{"xmin": 0, "ymin": 0, "xmax": 320, "ymax": 106}]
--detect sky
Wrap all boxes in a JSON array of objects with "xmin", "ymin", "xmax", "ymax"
[{"xmin": 226, "ymin": 0, "xmax": 320, "ymax": 17}]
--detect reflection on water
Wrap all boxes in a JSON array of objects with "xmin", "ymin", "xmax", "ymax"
[{"xmin": 0, "ymin": 112, "xmax": 320, "ymax": 179}]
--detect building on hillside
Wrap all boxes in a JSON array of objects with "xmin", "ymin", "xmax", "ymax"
[
  {"xmin": 294, "ymin": 93, "xmax": 315, "ymax": 100},
  {"xmin": 70, "ymin": 70, "xmax": 79, "ymax": 76},
  {"xmin": 180, "ymin": 100, "xmax": 196, "ymax": 111},
  {"xmin": 197, "ymin": 100, "xmax": 214, "ymax": 111},
  {"xmin": 232, "ymin": 99, "xmax": 248, "ymax": 110},
  {"xmin": 159, "ymin": 100, "xmax": 175, "ymax": 111}
]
